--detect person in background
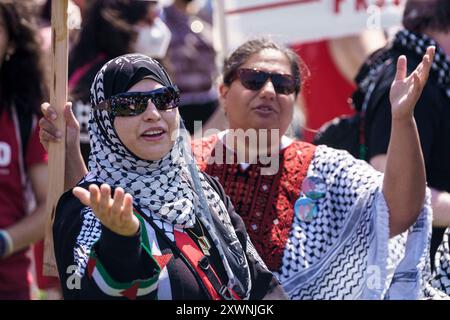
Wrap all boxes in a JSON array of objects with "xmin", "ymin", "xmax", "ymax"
[
  {"xmin": 0, "ymin": 0, "xmax": 49, "ymax": 300},
  {"xmin": 38, "ymin": 0, "xmax": 82, "ymax": 54},
  {"xmin": 162, "ymin": 0, "xmax": 219, "ymax": 134},
  {"xmin": 292, "ymin": 30, "xmax": 386, "ymax": 141},
  {"xmin": 362, "ymin": 0, "xmax": 450, "ymax": 269}
]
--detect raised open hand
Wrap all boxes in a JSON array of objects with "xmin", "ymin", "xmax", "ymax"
[
  {"xmin": 73, "ymin": 184, "xmax": 140, "ymax": 237},
  {"xmin": 389, "ymin": 46, "xmax": 435, "ymax": 120}
]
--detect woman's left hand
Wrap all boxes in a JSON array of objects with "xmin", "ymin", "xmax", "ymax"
[
  {"xmin": 73, "ymin": 184, "xmax": 140, "ymax": 237},
  {"xmin": 389, "ymin": 46, "xmax": 435, "ymax": 120}
]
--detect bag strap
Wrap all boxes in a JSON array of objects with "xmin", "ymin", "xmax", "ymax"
[
  {"xmin": 174, "ymin": 229, "xmax": 241, "ymax": 300},
  {"xmin": 131, "ymin": 199, "xmax": 240, "ymax": 300}
]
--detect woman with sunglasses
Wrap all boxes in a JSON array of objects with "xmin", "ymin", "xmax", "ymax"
[
  {"xmin": 50, "ymin": 54, "xmax": 286, "ymax": 300},
  {"xmin": 41, "ymin": 39, "xmax": 437, "ymax": 299},
  {"xmin": 191, "ymin": 38, "xmax": 439, "ymax": 299}
]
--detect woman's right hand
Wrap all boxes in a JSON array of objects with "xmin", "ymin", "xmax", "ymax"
[
  {"xmin": 73, "ymin": 184, "xmax": 140, "ymax": 237},
  {"xmin": 39, "ymin": 102, "xmax": 80, "ymax": 152},
  {"xmin": 40, "ymin": 102, "xmax": 88, "ymax": 190}
]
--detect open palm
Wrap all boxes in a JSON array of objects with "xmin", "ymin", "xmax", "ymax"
[
  {"xmin": 73, "ymin": 184, "xmax": 140, "ymax": 237},
  {"xmin": 390, "ymin": 46, "xmax": 435, "ymax": 120}
]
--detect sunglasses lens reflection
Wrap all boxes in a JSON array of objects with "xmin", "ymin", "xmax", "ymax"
[
  {"xmin": 108, "ymin": 86, "xmax": 179, "ymax": 116},
  {"xmin": 239, "ymin": 70, "xmax": 269, "ymax": 90}
]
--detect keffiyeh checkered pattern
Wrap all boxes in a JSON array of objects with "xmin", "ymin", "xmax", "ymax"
[
  {"xmin": 430, "ymin": 228, "xmax": 450, "ymax": 296},
  {"xmin": 87, "ymin": 56, "xmax": 199, "ymax": 232},
  {"xmin": 395, "ymin": 29, "xmax": 450, "ymax": 98},
  {"xmin": 276, "ymin": 145, "xmax": 432, "ymax": 299},
  {"xmin": 362, "ymin": 29, "xmax": 450, "ymax": 102},
  {"xmin": 74, "ymin": 207, "xmax": 101, "ymax": 277},
  {"xmin": 74, "ymin": 54, "xmax": 252, "ymax": 299}
]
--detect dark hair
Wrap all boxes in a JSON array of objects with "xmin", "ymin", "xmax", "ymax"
[
  {"xmin": 69, "ymin": 0, "xmax": 155, "ymax": 102},
  {"xmin": 40, "ymin": 0, "xmax": 51, "ymax": 25},
  {"xmin": 0, "ymin": 0, "xmax": 48, "ymax": 115},
  {"xmin": 222, "ymin": 38, "xmax": 302, "ymax": 96},
  {"xmin": 403, "ymin": 0, "xmax": 450, "ymax": 33}
]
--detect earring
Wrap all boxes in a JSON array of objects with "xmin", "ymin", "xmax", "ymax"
[{"xmin": 4, "ymin": 53, "xmax": 11, "ymax": 62}]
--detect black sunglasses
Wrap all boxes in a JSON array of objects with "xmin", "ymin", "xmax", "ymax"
[
  {"xmin": 234, "ymin": 68, "xmax": 296, "ymax": 95},
  {"xmin": 95, "ymin": 85, "xmax": 180, "ymax": 117}
]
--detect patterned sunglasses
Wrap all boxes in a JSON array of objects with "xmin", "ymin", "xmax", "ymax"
[{"xmin": 95, "ymin": 85, "xmax": 180, "ymax": 117}]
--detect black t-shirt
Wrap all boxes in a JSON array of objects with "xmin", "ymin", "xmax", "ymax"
[
  {"xmin": 53, "ymin": 174, "xmax": 287, "ymax": 300},
  {"xmin": 366, "ymin": 49, "xmax": 450, "ymax": 268}
]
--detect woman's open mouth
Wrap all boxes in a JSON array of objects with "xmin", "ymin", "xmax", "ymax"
[
  {"xmin": 253, "ymin": 105, "xmax": 276, "ymax": 115},
  {"xmin": 141, "ymin": 128, "xmax": 166, "ymax": 141}
]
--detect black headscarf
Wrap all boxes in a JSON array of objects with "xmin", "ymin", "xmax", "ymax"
[
  {"xmin": 91, "ymin": 54, "xmax": 173, "ymax": 106},
  {"xmin": 86, "ymin": 54, "xmax": 252, "ymax": 299}
]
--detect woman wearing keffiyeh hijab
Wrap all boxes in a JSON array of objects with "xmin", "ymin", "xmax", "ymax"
[{"xmin": 51, "ymin": 54, "xmax": 286, "ymax": 300}]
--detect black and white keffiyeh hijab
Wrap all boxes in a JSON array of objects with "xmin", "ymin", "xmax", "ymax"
[{"xmin": 83, "ymin": 54, "xmax": 251, "ymax": 299}]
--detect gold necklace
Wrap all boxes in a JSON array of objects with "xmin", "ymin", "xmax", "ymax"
[{"xmin": 187, "ymin": 222, "xmax": 211, "ymax": 256}]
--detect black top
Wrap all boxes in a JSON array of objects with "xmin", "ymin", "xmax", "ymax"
[
  {"xmin": 53, "ymin": 173, "xmax": 287, "ymax": 300},
  {"xmin": 365, "ymin": 47, "xmax": 450, "ymax": 267}
]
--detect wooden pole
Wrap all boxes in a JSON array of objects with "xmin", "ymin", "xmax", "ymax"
[{"xmin": 43, "ymin": 0, "xmax": 68, "ymax": 277}]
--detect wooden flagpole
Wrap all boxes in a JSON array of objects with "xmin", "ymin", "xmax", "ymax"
[{"xmin": 43, "ymin": 0, "xmax": 69, "ymax": 277}]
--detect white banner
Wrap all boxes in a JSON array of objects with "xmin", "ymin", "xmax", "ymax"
[{"xmin": 214, "ymin": 0, "xmax": 405, "ymax": 54}]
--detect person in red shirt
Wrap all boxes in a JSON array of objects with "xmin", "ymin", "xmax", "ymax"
[{"xmin": 0, "ymin": 1, "xmax": 49, "ymax": 299}]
